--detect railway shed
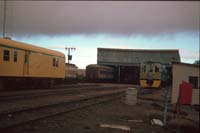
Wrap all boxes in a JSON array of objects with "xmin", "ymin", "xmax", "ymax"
[{"xmin": 97, "ymin": 48, "xmax": 180, "ymax": 84}]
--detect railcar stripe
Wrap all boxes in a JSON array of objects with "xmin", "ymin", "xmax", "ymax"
[
  {"xmin": 140, "ymin": 72, "xmax": 147, "ymax": 79},
  {"xmin": 153, "ymin": 72, "xmax": 160, "ymax": 79}
]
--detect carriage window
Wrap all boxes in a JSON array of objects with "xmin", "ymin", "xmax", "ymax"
[
  {"xmin": 53, "ymin": 58, "xmax": 59, "ymax": 67},
  {"xmin": 155, "ymin": 66, "xmax": 159, "ymax": 72},
  {"xmin": 3, "ymin": 50, "xmax": 9, "ymax": 61},
  {"xmin": 53, "ymin": 58, "xmax": 56, "ymax": 67},
  {"xmin": 55, "ymin": 58, "xmax": 59, "ymax": 67},
  {"xmin": 100, "ymin": 70, "xmax": 113, "ymax": 75},
  {"xmin": 14, "ymin": 51, "xmax": 17, "ymax": 62},
  {"xmin": 24, "ymin": 53, "xmax": 28, "ymax": 63}
]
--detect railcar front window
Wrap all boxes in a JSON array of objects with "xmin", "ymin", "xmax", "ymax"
[
  {"xmin": 3, "ymin": 50, "xmax": 9, "ymax": 61},
  {"xmin": 143, "ymin": 66, "xmax": 146, "ymax": 72},
  {"xmin": 14, "ymin": 51, "xmax": 17, "ymax": 62},
  {"xmin": 155, "ymin": 66, "xmax": 159, "ymax": 72}
]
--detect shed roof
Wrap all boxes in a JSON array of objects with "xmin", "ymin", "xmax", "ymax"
[
  {"xmin": 86, "ymin": 64, "xmax": 113, "ymax": 69},
  {"xmin": 97, "ymin": 48, "xmax": 180, "ymax": 66},
  {"xmin": 98, "ymin": 48, "xmax": 179, "ymax": 52},
  {"xmin": 0, "ymin": 38, "xmax": 65, "ymax": 58}
]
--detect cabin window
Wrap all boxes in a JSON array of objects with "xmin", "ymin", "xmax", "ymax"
[
  {"xmin": 155, "ymin": 66, "xmax": 159, "ymax": 72},
  {"xmin": 189, "ymin": 76, "xmax": 199, "ymax": 89},
  {"xmin": 143, "ymin": 66, "xmax": 146, "ymax": 72},
  {"xmin": 149, "ymin": 68, "xmax": 153, "ymax": 72},
  {"xmin": 14, "ymin": 51, "xmax": 17, "ymax": 62},
  {"xmin": 3, "ymin": 50, "xmax": 9, "ymax": 61}
]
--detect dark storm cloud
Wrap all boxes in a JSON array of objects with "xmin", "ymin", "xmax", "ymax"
[{"xmin": 0, "ymin": 1, "xmax": 199, "ymax": 37}]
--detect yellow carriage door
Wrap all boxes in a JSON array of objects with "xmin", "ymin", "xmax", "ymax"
[{"xmin": 23, "ymin": 51, "xmax": 30, "ymax": 76}]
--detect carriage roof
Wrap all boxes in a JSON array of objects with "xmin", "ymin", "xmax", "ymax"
[{"xmin": 0, "ymin": 38, "xmax": 65, "ymax": 58}]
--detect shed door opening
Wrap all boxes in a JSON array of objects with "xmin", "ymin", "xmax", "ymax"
[{"xmin": 119, "ymin": 66, "xmax": 140, "ymax": 84}]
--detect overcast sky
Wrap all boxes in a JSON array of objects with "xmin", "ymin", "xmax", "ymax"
[{"xmin": 0, "ymin": 1, "xmax": 199, "ymax": 68}]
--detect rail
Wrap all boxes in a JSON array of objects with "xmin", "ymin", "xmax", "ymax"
[{"xmin": 0, "ymin": 89, "xmax": 126, "ymax": 130}]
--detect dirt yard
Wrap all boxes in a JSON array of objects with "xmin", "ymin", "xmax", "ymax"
[{"xmin": 1, "ymin": 86, "xmax": 199, "ymax": 133}]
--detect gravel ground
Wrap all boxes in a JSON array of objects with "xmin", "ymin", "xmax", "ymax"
[
  {"xmin": 0, "ymin": 86, "xmax": 126, "ymax": 114},
  {"xmin": 0, "ymin": 98, "xmax": 176, "ymax": 133},
  {"xmin": 1, "ymin": 85, "xmax": 199, "ymax": 133}
]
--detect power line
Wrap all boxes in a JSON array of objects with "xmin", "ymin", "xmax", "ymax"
[{"xmin": 65, "ymin": 47, "xmax": 76, "ymax": 64}]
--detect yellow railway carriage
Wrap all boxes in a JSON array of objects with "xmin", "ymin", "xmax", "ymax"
[
  {"xmin": 140, "ymin": 62, "xmax": 162, "ymax": 88},
  {"xmin": 0, "ymin": 38, "xmax": 65, "ymax": 89}
]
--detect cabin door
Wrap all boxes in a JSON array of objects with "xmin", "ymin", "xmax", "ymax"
[{"xmin": 23, "ymin": 51, "xmax": 30, "ymax": 76}]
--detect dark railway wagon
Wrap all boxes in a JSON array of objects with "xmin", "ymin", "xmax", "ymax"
[
  {"xmin": 86, "ymin": 64, "xmax": 114, "ymax": 82},
  {"xmin": 64, "ymin": 63, "xmax": 78, "ymax": 84}
]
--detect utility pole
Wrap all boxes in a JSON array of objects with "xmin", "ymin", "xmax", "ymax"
[
  {"xmin": 3, "ymin": 0, "xmax": 7, "ymax": 38},
  {"xmin": 65, "ymin": 47, "xmax": 76, "ymax": 64}
]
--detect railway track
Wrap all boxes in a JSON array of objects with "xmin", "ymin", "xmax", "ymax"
[
  {"xmin": 0, "ymin": 89, "xmax": 126, "ymax": 130},
  {"xmin": 0, "ymin": 85, "xmax": 128, "ymax": 115},
  {"xmin": 0, "ymin": 85, "xmax": 120, "ymax": 102}
]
